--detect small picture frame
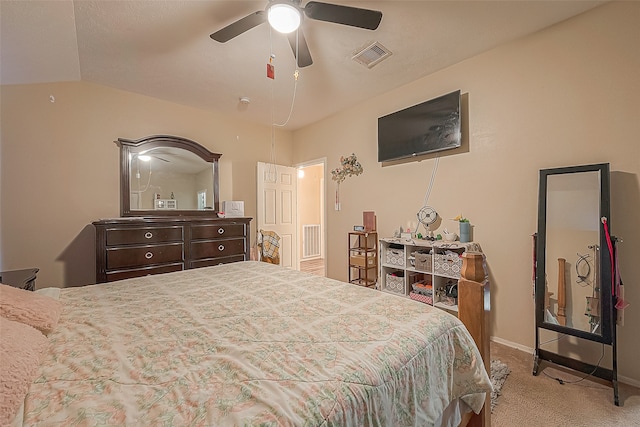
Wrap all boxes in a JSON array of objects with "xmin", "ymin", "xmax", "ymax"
[
  {"xmin": 353, "ymin": 225, "xmax": 365, "ymax": 231},
  {"xmin": 363, "ymin": 211, "xmax": 376, "ymax": 231}
]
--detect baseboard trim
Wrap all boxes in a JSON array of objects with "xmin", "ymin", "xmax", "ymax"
[
  {"xmin": 489, "ymin": 336, "xmax": 640, "ymax": 388},
  {"xmin": 490, "ymin": 336, "xmax": 533, "ymax": 353},
  {"xmin": 618, "ymin": 375, "xmax": 640, "ymax": 388}
]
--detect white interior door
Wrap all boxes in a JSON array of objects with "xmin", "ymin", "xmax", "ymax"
[{"xmin": 257, "ymin": 162, "xmax": 298, "ymax": 269}]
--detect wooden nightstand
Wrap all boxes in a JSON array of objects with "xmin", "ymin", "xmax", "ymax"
[{"xmin": 0, "ymin": 268, "xmax": 39, "ymax": 291}]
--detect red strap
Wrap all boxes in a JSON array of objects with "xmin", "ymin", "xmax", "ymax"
[
  {"xmin": 532, "ymin": 234, "xmax": 537, "ymax": 299},
  {"xmin": 602, "ymin": 218, "xmax": 615, "ymax": 296}
]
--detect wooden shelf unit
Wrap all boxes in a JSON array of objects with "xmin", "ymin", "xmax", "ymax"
[{"xmin": 348, "ymin": 231, "xmax": 378, "ymax": 288}]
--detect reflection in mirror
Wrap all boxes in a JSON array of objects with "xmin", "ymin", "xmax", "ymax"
[
  {"xmin": 129, "ymin": 147, "xmax": 214, "ymax": 210},
  {"xmin": 118, "ymin": 135, "xmax": 221, "ymax": 217},
  {"xmin": 544, "ymin": 171, "xmax": 601, "ymax": 334}
]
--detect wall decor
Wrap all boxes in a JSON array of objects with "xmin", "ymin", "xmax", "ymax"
[{"xmin": 331, "ymin": 153, "xmax": 363, "ymax": 210}]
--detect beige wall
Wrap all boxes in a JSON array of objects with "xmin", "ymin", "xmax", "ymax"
[
  {"xmin": 292, "ymin": 2, "xmax": 640, "ymax": 383},
  {"xmin": 1, "ymin": 81, "xmax": 293, "ymax": 287},
  {"xmin": 1, "ymin": 1, "xmax": 638, "ymax": 385}
]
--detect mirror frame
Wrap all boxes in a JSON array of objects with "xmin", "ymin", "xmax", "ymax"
[
  {"xmin": 117, "ymin": 135, "xmax": 221, "ymax": 217},
  {"xmin": 535, "ymin": 163, "xmax": 613, "ymax": 344}
]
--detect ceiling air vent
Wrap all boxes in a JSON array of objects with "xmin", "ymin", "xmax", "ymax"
[{"xmin": 352, "ymin": 41, "xmax": 392, "ymax": 68}]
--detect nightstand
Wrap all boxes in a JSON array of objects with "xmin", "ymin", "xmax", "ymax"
[{"xmin": 0, "ymin": 268, "xmax": 39, "ymax": 291}]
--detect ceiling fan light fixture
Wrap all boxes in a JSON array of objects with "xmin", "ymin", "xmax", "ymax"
[{"xmin": 267, "ymin": 3, "xmax": 301, "ymax": 34}]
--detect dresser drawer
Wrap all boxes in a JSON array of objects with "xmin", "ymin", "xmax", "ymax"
[
  {"xmin": 105, "ymin": 263, "xmax": 184, "ymax": 282},
  {"xmin": 106, "ymin": 243, "xmax": 184, "ymax": 269},
  {"xmin": 191, "ymin": 223, "xmax": 245, "ymax": 240},
  {"xmin": 190, "ymin": 255, "xmax": 245, "ymax": 269},
  {"xmin": 106, "ymin": 226, "xmax": 183, "ymax": 246},
  {"xmin": 190, "ymin": 238, "xmax": 245, "ymax": 260}
]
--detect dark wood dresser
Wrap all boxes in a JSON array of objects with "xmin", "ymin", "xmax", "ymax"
[{"xmin": 93, "ymin": 217, "xmax": 251, "ymax": 283}]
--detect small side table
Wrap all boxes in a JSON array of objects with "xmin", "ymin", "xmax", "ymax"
[{"xmin": 0, "ymin": 268, "xmax": 39, "ymax": 291}]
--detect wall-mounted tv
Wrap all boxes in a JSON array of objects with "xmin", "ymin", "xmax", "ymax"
[{"xmin": 377, "ymin": 90, "xmax": 461, "ymax": 162}]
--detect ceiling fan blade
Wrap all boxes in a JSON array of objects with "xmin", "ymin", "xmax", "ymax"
[
  {"xmin": 210, "ymin": 11, "xmax": 266, "ymax": 42},
  {"xmin": 287, "ymin": 29, "xmax": 313, "ymax": 68},
  {"xmin": 303, "ymin": 1, "xmax": 382, "ymax": 30}
]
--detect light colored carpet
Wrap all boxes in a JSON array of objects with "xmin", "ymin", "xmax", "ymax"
[
  {"xmin": 490, "ymin": 359, "xmax": 510, "ymax": 412},
  {"xmin": 490, "ymin": 341, "xmax": 640, "ymax": 426}
]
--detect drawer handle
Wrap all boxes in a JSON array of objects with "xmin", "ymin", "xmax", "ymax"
[
  {"xmin": 218, "ymin": 244, "xmax": 225, "ymax": 251},
  {"xmin": 218, "ymin": 228, "xmax": 225, "ymax": 235},
  {"xmin": 144, "ymin": 232, "xmax": 153, "ymax": 239},
  {"xmin": 145, "ymin": 252, "xmax": 154, "ymax": 259}
]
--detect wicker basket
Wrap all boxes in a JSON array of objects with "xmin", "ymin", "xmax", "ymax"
[{"xmin": 414, "ymin": 252, "xmax": 432, "ymax": 272}]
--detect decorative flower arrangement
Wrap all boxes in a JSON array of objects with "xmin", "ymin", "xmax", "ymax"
[
  {"xmin": 453, "ymin": 214, "xmax": 471, "ymax": 243},
  {"xmin": 453, "ymin": 214, "xmax": 469, "ymax": 223},
  {"xmin": 331, "ymin": 153, "xmax": 363, "ymax": 184}
]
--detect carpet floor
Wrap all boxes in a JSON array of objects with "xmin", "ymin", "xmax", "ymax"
[{"xmin": 490, "ymin": 341, "xmax": 640, "ymax": 426}]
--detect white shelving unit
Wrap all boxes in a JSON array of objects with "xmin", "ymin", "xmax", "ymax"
[{"xmin": 379, "ymin": 237, "xmax": 482, "ymax": 313}]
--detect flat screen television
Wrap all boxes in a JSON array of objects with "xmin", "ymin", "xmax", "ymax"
[{"xmin": 377, "ymin": 90, "xmax": 461, "ymax": 162}]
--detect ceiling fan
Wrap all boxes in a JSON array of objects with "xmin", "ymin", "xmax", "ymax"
[{"xmin": 210, "ymin": 0, "xmax": 383, "ymax": 67}]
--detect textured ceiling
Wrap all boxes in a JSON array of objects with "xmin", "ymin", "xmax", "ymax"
[{"xmin": 1, "ymin": 1, "xmax": 606, "ymax": 130}]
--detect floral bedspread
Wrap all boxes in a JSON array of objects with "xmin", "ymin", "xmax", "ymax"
[{"xmin": 23, "ymin": 261, "xmax": 491, "ymax": 426}]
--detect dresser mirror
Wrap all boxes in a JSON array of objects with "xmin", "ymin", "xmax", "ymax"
[
  {"xmin": 535, "ymin": 163, "xmax": 612, "ymax": 342},
  {"xmin": 117, "ymin": 135, "xmax": 221, "ymax": 216}
]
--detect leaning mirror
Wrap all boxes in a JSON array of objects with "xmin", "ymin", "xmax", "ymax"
[
  {"xmin": 117, "ymin": 135, "xmax": 221, "ymax": 217},
  {"xmin": 534, "ymin": 162, "xmax": 618, "ymax": 406},
  {"xmin": 535, "ymin": 163, "xmax": 612, "ymax": 343}
]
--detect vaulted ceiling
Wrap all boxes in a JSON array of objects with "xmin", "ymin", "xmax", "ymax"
[{"xmin": 1, "ymin": 1, "xmax": 606, "ymax": 130}]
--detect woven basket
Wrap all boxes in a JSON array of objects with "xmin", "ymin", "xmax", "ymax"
[{"xmin": 414, "ymin": 252, "xmax": 432, "ymax": 272}]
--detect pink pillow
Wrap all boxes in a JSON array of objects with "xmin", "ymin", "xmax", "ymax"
[
  {"xmin": 0, "ymin": 284, "xmax": 63, "ymax": 333},
  {"xmin": 0, "ymin": 317, "xmax": 49, "ymax": 425}
]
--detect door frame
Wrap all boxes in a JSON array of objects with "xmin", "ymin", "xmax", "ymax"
[{"xmin": 295, "ymin": 158, "xmax": 327, "ymax": 274}]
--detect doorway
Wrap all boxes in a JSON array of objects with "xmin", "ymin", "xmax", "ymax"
[{"xmin": 296, "ymin": 160, "xmax": 326, "ymax": 277}]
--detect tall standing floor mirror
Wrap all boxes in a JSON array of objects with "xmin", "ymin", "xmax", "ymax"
[{"xmin": 533, "ymin": 163, "xmax": 619, "ymax": 405}]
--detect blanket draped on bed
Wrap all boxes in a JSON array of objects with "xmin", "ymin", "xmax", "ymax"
[{"xmin": 23, "ymin": 261, "xmax": 490, "ymax": 426}]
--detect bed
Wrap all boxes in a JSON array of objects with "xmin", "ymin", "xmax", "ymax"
[{"xmin": 2, "ymin": 260, "xmax": 491, "ymax": 426}]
